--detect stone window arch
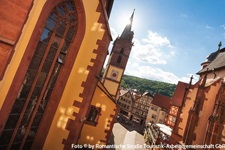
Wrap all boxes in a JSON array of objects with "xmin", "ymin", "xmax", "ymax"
[
  {"xmin": 120, "ymin": 48, "xmax": 124, "ymax": 54},
  {"xmin": 0, "ymin": 1, "xmax": 79, "ymax": 149}
]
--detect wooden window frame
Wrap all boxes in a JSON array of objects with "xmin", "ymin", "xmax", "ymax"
[
  {"xmin": 85, "ymin": 105, "xmax": 101, "ymax": 126},
  {"xmin": 151, "ymin": 106, "xmax": 158, "ymax": 111},
  {"xmin": 151, "ymin": 114, "xmax": 156, "ymax": 119}
]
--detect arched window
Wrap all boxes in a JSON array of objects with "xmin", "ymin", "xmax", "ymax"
[
  {"xmin": 0, "ymin": 1, "xmax": 78, "ymax": 149},
  {"xmin": 120, "ymin": 48, "xmax": 124, "ymax": 54},
  {"xmin": 117, "ymin": 55, "xmax": 122, "ymax": 63}
]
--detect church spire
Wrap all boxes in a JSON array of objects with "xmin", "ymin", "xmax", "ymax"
[{"xmin": 120, "ymin": 9, "xmax": 135, "ymax": 40}]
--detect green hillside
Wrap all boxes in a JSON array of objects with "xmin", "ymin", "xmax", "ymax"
[{"xmin": 121, "ymin": 75, "xmax": 176, "ymax": 97}]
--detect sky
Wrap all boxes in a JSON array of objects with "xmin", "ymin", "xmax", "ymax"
[{"xmin": 107, "ymin": 0, "xmax": 225, "ymax": 84}]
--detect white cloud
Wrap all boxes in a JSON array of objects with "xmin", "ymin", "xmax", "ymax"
[
  {"xmin": 179, "ymin": 73, "xmax": 198, "ymax": 84},
  {"xmin": 125, "ymin": 62, "xmax": 198, "ymax": 84},
  {"xmin": 142, "ymin": 31, "xmax": 172, "ymax": 47},
  {"xmin": 110, "ymin": 27, "xmax": 118, "ymax": 41},
  {"xmin": 108, "ymin": 27, "xmax": 198, "ymax": 85},
  {"xmin": 132, "ymin": 30, "xmax": 175, "ymax": 65},
  {"xmin": 221, "ymin": 25, "xmax": 225, "ymax": 30},
  {"xmin": 128, "ymin": 31, "xmax": 200, "ymax": 85},
  {"xmin": 205, "ymin": 25, "xmax": 213, "ymax": 29},
  {"xmin": 125, "ymin": 64, "xmax": 179, "ymax": 83},
  {"xmin": 132, "ymin": 41, "xmax": 167, "ymax": 64}
]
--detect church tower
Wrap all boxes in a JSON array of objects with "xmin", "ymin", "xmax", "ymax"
[{"xmin": 102, "ymin": 10, "xmax": 134, "ymax": 98}]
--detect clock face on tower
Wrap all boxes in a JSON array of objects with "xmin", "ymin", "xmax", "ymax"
[{"xmin": 110, "ymin": 69, "xmax": 119, "ymax": 80}]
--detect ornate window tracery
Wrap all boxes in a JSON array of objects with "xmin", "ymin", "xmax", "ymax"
[{"xmin": 0, "ymin": 1, "xmax": 78, "ymax": 149}]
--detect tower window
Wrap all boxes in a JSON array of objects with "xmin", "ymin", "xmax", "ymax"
[
  {"xmin": 117, "ymin": 56, "xmax": 122, "ymax": 63},
  {"xmin": 120, "ymin": 48, "xmax": 124, "ymax": 54}
]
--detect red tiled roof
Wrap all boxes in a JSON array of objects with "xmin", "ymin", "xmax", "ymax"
[
  {"xmin": 171, "ymin": 81, "xmax": 189, "ymax": 107},
  {"xmin": 152, "ymin": 94, "xmax": 171, "ymax": 110}
]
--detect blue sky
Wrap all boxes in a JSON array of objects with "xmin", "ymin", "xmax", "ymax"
[{"xmin": 107, "ymin": 0, "xmax": 225, "ymax": 84}]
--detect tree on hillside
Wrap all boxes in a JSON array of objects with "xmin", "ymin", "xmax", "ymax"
[{"xmin": 121, "ymin": 75, "xmax": 176, "ymax": 97}]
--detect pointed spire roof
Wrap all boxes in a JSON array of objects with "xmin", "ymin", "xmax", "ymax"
[{"xmin": 120, "ymin": 10, "xmax": 135, "ymax": 40}]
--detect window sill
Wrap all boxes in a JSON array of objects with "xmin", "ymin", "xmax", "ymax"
[{"xmin": 84, "ymin": 121, "xmax": 98, "ymax": 126}]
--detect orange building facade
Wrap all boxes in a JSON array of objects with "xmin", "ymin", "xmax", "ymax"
[
  {"xmin": 171, "ymin": 45, "xmax": 225, "ymax": 148},
  {"xmin": 146, "ymin": 94, "xmax": 170, "ymax": 125},
  {"xmin": 78, "ymin": 81, "xmax": 118, "ymax": 146},
  {"xmin": 166, "ymin": 81, "xmax": 188, "ymax": 129},
  {"xmin": 131, "ymin": 92, "xmax": 153, "ymax": 126},
  {"xmin": 170, "ymin": 81, "xmax": 198, "ymax": 144},
  {"xmin": 0, "ymin": 0, "xmax": 118, "ymax": 149},
  {"xmin": 117, "ymin": 90, "xmax": 134, "ymax": 119}
]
